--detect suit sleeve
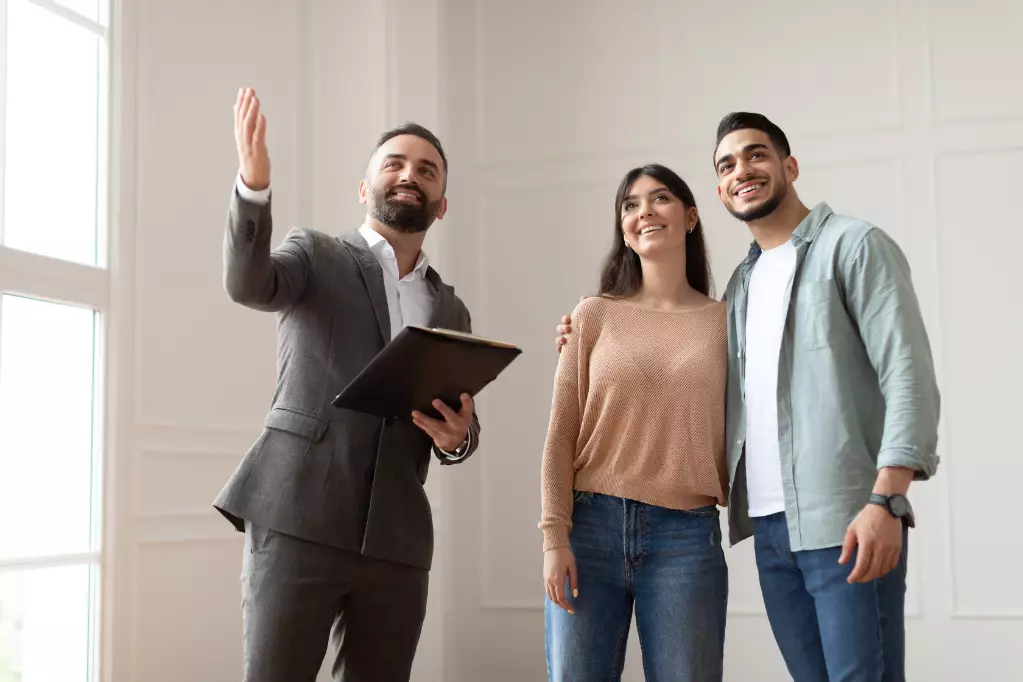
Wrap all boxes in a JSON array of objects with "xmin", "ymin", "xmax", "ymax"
[
  {"xmin": 223, "ymin": 186, "xmax": 314, "ymax": 312},
  {"xmin": 435, "ymin": 305, "xmax": 483, "ymax": 464}
]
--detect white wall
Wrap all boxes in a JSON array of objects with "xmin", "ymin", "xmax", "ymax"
[{"xmin": 436, "ymin": 0, "xmax": 1023, "ymax": 680}]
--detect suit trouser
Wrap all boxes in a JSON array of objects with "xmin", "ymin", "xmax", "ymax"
[{"xmin": 241, "ymin": 521, "xmax": 429, "ymax": 682}]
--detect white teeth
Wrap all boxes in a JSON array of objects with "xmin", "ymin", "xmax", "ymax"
[
  {"xmin": 640, "ymin": 225, "xmax": 664, "ymax": 235},
  {"xmin": 738, "ymin": 183, "xmax": 763, "ymax": 196}
]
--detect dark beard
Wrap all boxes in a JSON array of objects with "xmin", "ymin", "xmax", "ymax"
[
  {"xmin": 727, "ymin": 181, "xmax": 786, "ymax": 222},
  {"xmin": 369, "ymin": 185, "xmax": 442, "ymax": 234}
]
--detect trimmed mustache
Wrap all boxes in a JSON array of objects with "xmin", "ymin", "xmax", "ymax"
[{"xmin": 387, "ymin": 184, "xmax": 424, "ymax": 202}]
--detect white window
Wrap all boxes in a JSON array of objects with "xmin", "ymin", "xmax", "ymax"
[{"xmin": 0, "ymin": 1, "xmax": 110, "ymax": 680}]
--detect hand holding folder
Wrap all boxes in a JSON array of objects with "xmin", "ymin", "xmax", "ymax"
[{"xmin": 331, "ymin": 326, "xmax": 522, "ymax": 421}]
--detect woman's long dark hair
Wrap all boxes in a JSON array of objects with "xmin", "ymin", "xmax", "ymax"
[{"xmin": 599, "ymin": 164, "xmax": 713, "ymax": 298}]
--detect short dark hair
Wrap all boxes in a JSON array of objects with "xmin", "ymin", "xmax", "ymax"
[
  {"xmin": 714, "ymin": 112, "xmax": 791, "ymax": 160},
  {"xmin": 374, "ymin": 122, "xmax": 448, "ymax": 173}
]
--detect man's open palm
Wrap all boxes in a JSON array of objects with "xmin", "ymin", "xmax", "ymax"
[{"xmin": 234, "ymin": 88, "xmax": 270, "ymax": 191}]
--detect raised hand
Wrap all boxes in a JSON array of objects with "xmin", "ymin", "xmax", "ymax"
[{"xmin": 233, "ymin": 88, "xmax": 270, "ymax": 191}]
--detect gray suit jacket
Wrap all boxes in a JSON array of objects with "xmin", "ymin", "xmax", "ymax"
[{"xmin": 213, "ymin": 190, "xmax": 481, "ymax": 570}]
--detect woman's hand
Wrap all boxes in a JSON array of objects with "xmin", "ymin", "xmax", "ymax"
[{"xmin": 543, "ymin": 547, "xmax": 578, "ymax": 614}]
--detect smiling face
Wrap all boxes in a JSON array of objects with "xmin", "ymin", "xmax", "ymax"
[
  {"xmin": 714, "ymin": 128, "xmax": 798, "ymax": 223},
  {"xmin": 619, "ymin": 174, "xmax": 697, "ymax": 259},
  {"xmin": 359, "ymin": 133, "xmax": 447, "ymax": 233}
]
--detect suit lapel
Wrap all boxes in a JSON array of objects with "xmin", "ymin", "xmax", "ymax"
[
  {"xmin": 340, "ymin": 233, "xmax": 391, "ymax": 342},
  {"xmin": 425, "ymin": 266, "xmax": 452, "ymax": 329}
]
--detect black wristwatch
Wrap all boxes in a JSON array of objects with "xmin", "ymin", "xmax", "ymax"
[{"xmin": 868, "ymin": 494, "xmax": 915, "ymax": 528}]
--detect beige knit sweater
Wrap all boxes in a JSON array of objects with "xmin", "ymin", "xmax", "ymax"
[{"xmin": 539, "ymin": 296, "xmax": 729, "ymax": 552}]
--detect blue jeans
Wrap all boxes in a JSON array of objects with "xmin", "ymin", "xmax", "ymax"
[
  {"xmin": 545, "ymin": 492, "xmax": 728, "ymax": 682},
  {"xmin": 753, "ymin": 512, "xmax": 908, "ymax": 682}
]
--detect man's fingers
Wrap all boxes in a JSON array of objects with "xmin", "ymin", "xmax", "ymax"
[
  {"xmin": 240, "ymin": 89, "xmax": 255, "ymax": 130},
  {"xmin": 245, "ymin": 96, "xmax": 260, "ymax": 139},
  {"xmin": 459, "ymin": 393, "xmax": 474, "ymax": 416},
  {"xmin": 883, "ymin": 548, "xmax": 900, "ymax": 577},
  {"xmin": 432, "ymin": 399, "xmax": 459, "ymax": 423},
  {"xmin": 847, "ymin": 540, "xmax": 872, "ymax": 583},
  {"xmin": 253, "ymin": 113, "xmax": 267, "ymax": 148},
  {"xmin": 234, "ymin": 88, "xmax": 244, "ymax": 128},
  {"xmin": 838, "ymin": 526, "xmax": 857, "ymax": 565},
  {"xmin": 863, "ymin": 546, "xmax": 886, "ymax": 583},
  {"xmin": 412, "ymin": 415, "xmax": 443, "ymax": 441}
]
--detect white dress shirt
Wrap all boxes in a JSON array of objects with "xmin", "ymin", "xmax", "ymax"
[{"xmin": 235, "ymin": 175, "xmax": 471, "ymax": 459}]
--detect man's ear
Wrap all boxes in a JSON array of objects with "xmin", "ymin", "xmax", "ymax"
[
  {"xmin": 358, "ymin": 178, "xmax": 368, "ymax": 205},
  {"xmin": 435, "ymin": 196, "xmax": 448, "ymax": 220},
  {"xmin": 785, "ymin": 155, "xmax": 799, "ymax": 183}
]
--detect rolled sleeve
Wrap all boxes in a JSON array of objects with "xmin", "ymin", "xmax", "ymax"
[{"xmin": 842, "ymin": 228, "xmax": 941, "ymax": 480}]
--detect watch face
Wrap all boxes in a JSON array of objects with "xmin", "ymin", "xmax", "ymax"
[{"xmin": 890, "ymin": 495, "xmax": 910, "ymax": 517}]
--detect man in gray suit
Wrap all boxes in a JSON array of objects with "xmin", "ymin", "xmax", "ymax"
[{"xmin": 214, "ymin": 87, "xmax": 482, "ymax": 682}]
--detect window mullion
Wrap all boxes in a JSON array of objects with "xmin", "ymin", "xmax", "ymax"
[
  {"xmin": 0, "ymin": 551, "xmax": 101, "ymax": 572},
  {"xmin": 0, "ymin": 245, "xmax": 110, "ymax": 310}
]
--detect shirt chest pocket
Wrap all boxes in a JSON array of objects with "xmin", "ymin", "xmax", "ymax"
[{"xmin": 794, "ymin": 279, "xmax": 849, "ymax": 351}]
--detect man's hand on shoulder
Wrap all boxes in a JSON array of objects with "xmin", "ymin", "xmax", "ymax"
[
  {"xmin": 234, "ymin": 87, "xmax": 270, "ymax": 192},
  {"xmin": 555, "ymin": 295, "xmax": 590, "ymax": 354},
  {"xmin": 412, "ymin": 393, "xmax": 474, "ymax": 452}
]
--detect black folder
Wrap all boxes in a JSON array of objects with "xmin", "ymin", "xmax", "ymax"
[{"xmin": 331, "ymin": 325, "xmax": 522, "ymax": 420}]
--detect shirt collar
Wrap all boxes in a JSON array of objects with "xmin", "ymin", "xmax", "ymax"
[
  {"xmin": 741, "ymin": 201, "xmax": 835, "ymax": 266},
  {"xmin": 358, "ymin": 223, "xmax": 430, "ymax": 278}
]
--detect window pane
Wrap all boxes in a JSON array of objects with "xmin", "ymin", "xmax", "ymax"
[
  {"xmin": 53, "ymin": 0, "xmax": 101, "ymax": 24},
  {"xmin": 0, "ymin": 296, "xmax": 96, "ymax": 560},
  {"xmin": 3, "ymin": 0, "xmax": 100, "ymax": 265},
  {"xmin": 0, "ymin": 564, "xmax": 96, "ymax": 682}
]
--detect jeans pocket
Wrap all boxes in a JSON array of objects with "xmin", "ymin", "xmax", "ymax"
[
  {"xmin": 572, "ymin": 490, "xmax": 594, "ymax": 504},
  {"xmin": 681, "ymin": 505, "xmax": 720, "ymax": 519}
]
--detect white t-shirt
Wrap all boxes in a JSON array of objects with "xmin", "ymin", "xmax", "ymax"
[{"xmin": 744, "ymin": 240, "xmax": 797, "ymax": 517}]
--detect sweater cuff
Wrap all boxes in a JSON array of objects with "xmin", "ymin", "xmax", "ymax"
[{"xmin": 542, "ymin": 526, "xmax": 571, "ymax": 553}]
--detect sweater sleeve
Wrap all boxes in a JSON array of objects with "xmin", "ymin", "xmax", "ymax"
[{"xmin": 538, "ymin": 301, "xmax": 590, "ymax": 552}]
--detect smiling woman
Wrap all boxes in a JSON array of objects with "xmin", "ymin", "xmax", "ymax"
[
  {"xmin": 599, "ymin": 164, "xmax": 713, "ymax": 300},
  {"xmin": 539, "ymin": 163, "xmax": 729, "ymax": 682}
]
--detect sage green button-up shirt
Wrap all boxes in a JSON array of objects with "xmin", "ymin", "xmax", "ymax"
[{"xmin": 724, "ymin": 203, "xmax": 940, "ymax": 551}]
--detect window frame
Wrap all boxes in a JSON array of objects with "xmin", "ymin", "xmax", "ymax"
[{"xmin": 0, "ymin": 0, "xmax": 119, "ymax": 680}]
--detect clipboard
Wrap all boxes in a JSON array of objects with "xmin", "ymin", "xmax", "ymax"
[{"xmin": 331, "ymin": 325, "xmax": 522, "ymax": 420}]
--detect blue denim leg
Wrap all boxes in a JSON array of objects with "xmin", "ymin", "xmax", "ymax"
[
  {"xmin": 633, "ymin": 504, "xmax": 728, "ymax": 682},
  {"xmin": 545, "ymin": 492, "xmax": 633, "ymax": 682},
  {"xmin": 753, "ymin": 513, "xmax": 830, "ymax": 681},
  {"xmin": 753, "ymin": 512, "xmax": 909, "ymax": 682}
]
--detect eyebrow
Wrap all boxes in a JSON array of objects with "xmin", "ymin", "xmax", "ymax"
[
  {"xmin": 622, "ymin": 187, "xmax": 671, "ymax": 204},
  {"xmin": 382, "ymin": 153, "xmax": 440, "ymax": 172},
  {"xmin": 715, "ymin": 143, "xmax": 770, "ymax": 167}
]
